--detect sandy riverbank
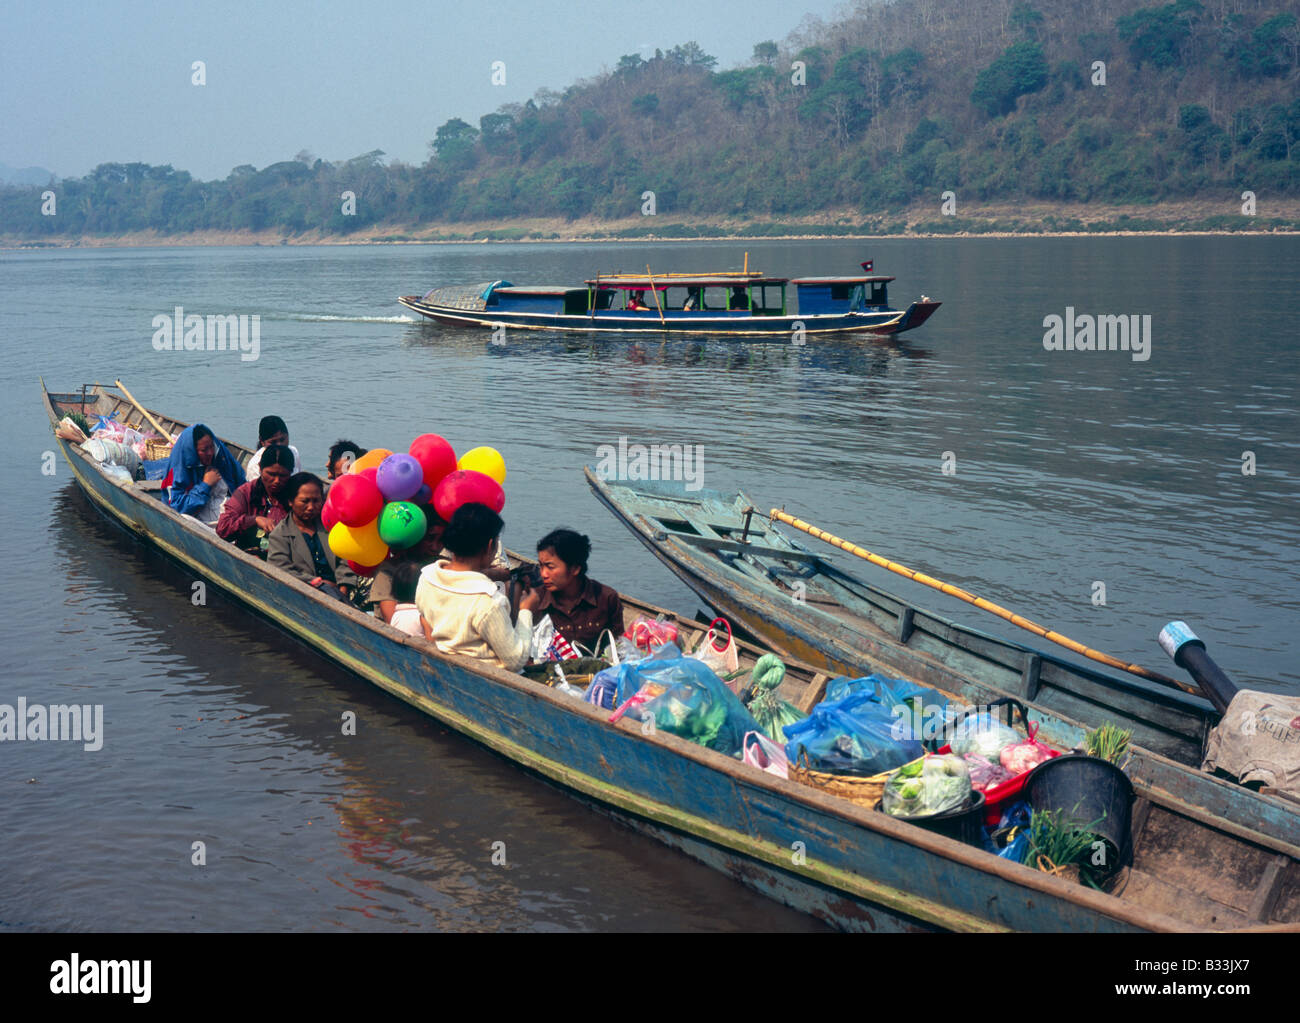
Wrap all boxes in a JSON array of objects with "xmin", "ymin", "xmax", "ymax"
[{"xmin": 5, "ymin": 199, "xmax": 1298, "ymax": 249}]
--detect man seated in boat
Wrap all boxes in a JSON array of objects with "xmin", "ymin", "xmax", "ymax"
[
  {"xmin": 533, "ymin": 528, "xmax": 624, "ymax": 652},
  {"xmin": 414, "ymin": 503, "xmax": 540, "ymax": 672},
  {"xmin": 387, "ymin": 561, "xmax": 429, "ymax": 640},
  {"xmin": 215, "ymin": 444, "xmax": 293, "ymax": 554},
  {"xmin": 245, "ymin": 415, "xmax": 303, "ymax": 482},
  {"xmin": 626, "ymin": 290, "xmax": 652, "ymax": 311},
  {"xmin": 682, "ymin": 288, "xmax": 701, "ymax": 311},
  {"xmin": 728, "ymin": 287, "xmax": 749, "ymax": 311},
  {"xmin": 326, "ymin": 439, "xmax": 366, "ymax": 481},
  {"xmin": 164, "ymin": 424, "xmax": 244, "ymax": 527},
  {"xmin": 266, "ymin": 473, "xmax": 358, "ymax": 601},
  {"xmin": 370, "ymin": 505, "xmax": 446, "ymax": 624}
]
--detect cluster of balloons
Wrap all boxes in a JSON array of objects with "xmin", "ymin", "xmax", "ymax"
[{"xmin": 321, "ymin": 435, "xmax": 507, "ymax": 576}]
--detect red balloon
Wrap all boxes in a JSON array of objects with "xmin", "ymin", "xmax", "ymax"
[
  {"xmin": 329, "ymin": 473, "xmax": 385, "ymax": 527},
  {"xmin": 433, "ymin": 469, "xmax": 505, "ymax": 521},
  {"xmin": 347, "ymin": 559, "xmax": 383, "ymax": 576},
  {"xmin": 359, "ymin": 466, "xmax": 379, "ymax": 486},
  {"xmin": 410, "ymin": 433, "xmax": 458, "ymax": 489},
  {"xmin": 321, "ymin": 494, "xmax": 340, "ymax": 531}
]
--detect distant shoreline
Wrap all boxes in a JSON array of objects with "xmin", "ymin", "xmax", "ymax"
[{"xmin": 6, "ymin": 201, "xmax": 1299, "ymax": 250}]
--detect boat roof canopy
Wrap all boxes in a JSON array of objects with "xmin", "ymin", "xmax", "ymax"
[
  {"xmin": 790, "ymin": 275, "xmax": 895, "ymax": 284},
  {"xmin": 494, "ymin": 286, "xmax": 584, "ymax": 296},
  {"xmin": 585, "ymin": 276, "xmax": 788, "ymax": 289}
]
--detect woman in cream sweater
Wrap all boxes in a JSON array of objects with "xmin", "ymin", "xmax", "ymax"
[{"xmin": 415, "ymin": 503, "xmax": 540, "ymax": 672}]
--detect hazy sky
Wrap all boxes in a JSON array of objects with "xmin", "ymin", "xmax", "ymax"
[{"xmin": 2, "ymin": 0, "xmax": 850, "ymax": 182}]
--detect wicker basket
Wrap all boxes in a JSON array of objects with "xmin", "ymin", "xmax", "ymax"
[
  {"xmin": 145, "ymin": 439, "xmax": 173, "ymax": 461},
  {"xmin": 789, "ymin": 752, "xmax": 924, "ymax": 808}
]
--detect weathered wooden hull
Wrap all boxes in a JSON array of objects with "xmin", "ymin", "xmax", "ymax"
[
  {"xmin": 397, "ymin": 295, "xmax": 941, "ymax": 337},
  {"xmin": 586, "ymin": 471, "xmax": 1300, "ymax": 912},
  {"xmin": 43, "ymin": 385, "xmax": 1299, "ymax": 931}
]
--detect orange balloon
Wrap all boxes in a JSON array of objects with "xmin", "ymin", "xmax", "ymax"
[{"xmin": 350, "ymin": 448, "xmax": 392, "ymax": 473}]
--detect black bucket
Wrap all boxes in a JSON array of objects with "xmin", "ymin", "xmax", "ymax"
[
  {"xmin": 878, "ymin": 790, "xmax": 987, "ymax": 847},
  {"xmin": 1024, "ymin": 754, "xmax": 1134, "ymax": 869}
]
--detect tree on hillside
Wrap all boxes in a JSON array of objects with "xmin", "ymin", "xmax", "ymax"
[
  {"xmin": 1115, "ymin": 0, "xmax": 1202, "ymax": 70},
  {"xmin": 971, "ymin": 41, "xmax": 1048, "ymax": 117}
]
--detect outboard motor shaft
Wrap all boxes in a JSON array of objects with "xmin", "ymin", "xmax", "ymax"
[{"xmin": 1158, "ymin": 621, "xmax": 1239, "ymax": 716}]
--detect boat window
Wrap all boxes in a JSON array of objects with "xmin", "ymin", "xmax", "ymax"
[
  {"xmin": 564, "ymin": 290, "xmax": 588, "ymax": 315},
  {"xmin": 868, "ymin": 282, "xmax": 888, "ymax": 307},
  {"xmin": 594, "ymin": 288, "xmax": 615, "ymax": 310},
  {"xmin": 831, "ymin": 284, "xmax": 853, "ymax": 301}
]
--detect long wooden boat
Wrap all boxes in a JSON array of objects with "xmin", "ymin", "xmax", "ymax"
[
  {"xmin": 398, "ymin": 262, "xmax": 941, "ymax": 338},
  {"xmin": 43, "ymin": 382, "xmax": 1300, "ymax": 931},
  {"xmin": 586, "ymin": 473, "xmax": 1231, "ymax": 764},
  {"xmin": 586, "ymin": 472, "xmax": 1300, "ymax": 921}
]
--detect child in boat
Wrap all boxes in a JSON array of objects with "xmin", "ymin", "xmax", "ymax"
[
  {"xmin": 165, "ymin": 424, "xmax": 244, "ymax": 526},
  {"xmin": 326, "ymin": 439, "xmax": 366, "ymax": 480},
  {"xmin": 415, "ymin": 503, "xmax": 539, "ymax": 671},
  {"xmin": 246, "ymin": 415, "xmax": 303, "ymax": 482},
  {"xmin": 216, "ymin": 444, "xmax": 294, "ymax": 553},
  {"xmin": 534, "ymin": 528, "xmax": 624, "ymax": 651},
  {"xmin": 627, "ymin": 291, "xmax": 650, "ymax": 311},
  {"xmin": 388, "ymin": 561, "xmax": 429, "ymax": 639},
  {"xmin": 267, "ymin": 473, "xmax": 358, "ymax": 601},
  {"xmin": 370, "ymin": 505, "xmax": 446, "ymax": 623}
]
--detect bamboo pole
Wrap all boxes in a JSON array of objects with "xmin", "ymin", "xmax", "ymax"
[
  {"xmin": 769, "ymin": 508, "xmax": 1199, "ymax": 696},
  {"xmin": 114, "ymin": 379, "xmax": 173, "ymax": 440},
  {"xmin": 645, "ymin": 264, "xmax": 667, "ymax": 327}
]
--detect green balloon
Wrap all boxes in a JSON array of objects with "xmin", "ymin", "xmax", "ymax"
[{"xmin": 378, "ymin": 501, "xmax": 427, "ymax": 549}]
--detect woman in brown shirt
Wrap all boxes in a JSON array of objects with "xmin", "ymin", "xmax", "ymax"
[{"xmin": 532, "ymin": 528, "xmax": 624, "ymax": 651}]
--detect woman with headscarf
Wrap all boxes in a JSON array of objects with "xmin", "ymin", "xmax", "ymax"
[{"xmin": 164, "ymin": 424, "xmax": 244, "ymax": 526}]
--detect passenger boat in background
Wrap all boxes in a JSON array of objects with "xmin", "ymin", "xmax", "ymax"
[
  {"xmin": 398, "ymin": 260, "xmax": 940, "ymax": 337},
  {"xmin": 41, "ymin": 382, "xmax": 1300, "ymax": 932}
]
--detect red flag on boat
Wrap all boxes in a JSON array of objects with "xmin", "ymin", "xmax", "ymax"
[{"xmin": 860, "ymin": 260, "xmax": 873, "ymax": 273}]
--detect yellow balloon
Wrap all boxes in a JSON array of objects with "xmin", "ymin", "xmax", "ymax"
[
  {"xmin": 329, "ymin": 520, "xmax": 389, "ymax": 565},
  {"xmin": 350, "ymin": 448, "xmax": 392, "ymax": 473},
  {"xmin": 457, "ymin": 446, "xmax": 507, "ymax": 485}
]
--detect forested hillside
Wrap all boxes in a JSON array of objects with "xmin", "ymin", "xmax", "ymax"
[{"xmin": 4, "ymin": 0, "xmax": 1298, "ymax": 241}]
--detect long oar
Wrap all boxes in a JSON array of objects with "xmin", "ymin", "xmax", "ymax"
[
  {"xmin": 770, "ymin": 508, "xmax": 1199, "ymax": 696},
  {"xmin": 114, "ymin": 378, "xmax": 173, "ymax": 440}
]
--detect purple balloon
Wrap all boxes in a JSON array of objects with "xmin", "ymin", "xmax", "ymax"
[
  {"xmin": 376, "ymin": 453, "xmax": 424, "ymax": 502},
  {"xmin": 414, "ymin": 483, "xmax": 433, "ymax": 504}
]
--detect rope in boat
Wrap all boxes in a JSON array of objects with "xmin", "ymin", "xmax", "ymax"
[{"xmin": 769, "ymin": 508, "xmax": 1199, "ymax": 696}]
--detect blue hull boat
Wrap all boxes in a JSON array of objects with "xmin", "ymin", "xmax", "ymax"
[
  {"xmin": 399, "ymin": 262, "xmax": 941, "ymax": 337},
  {"xmin": 41, "ymin": 382, "xmax": 1300, "ymax": 932}
]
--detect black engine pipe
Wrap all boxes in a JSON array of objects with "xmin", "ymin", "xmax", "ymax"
[{"xmin": 1158, "ymin": 621, "xmax": 1240, "ymax": 716}]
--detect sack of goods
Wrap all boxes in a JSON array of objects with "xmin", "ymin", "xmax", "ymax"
[
  {"xmin": 783, "ymin": 690, "xmax": 924, "ymax": 776},
  {"xmin": 881, "ymin": 754, "xmax": 973, "ymax": 818},
  {"xmin": 1202, "ymin": 690, "xmax": 1300, "ymax": 798},
  {"xmin": 613, "ymin": 644, "xmax": 762, "ymax": 756}
]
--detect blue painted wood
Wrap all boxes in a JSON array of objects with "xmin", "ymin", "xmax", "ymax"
[
  {"xmin": 586, "ymin": 471, "xmax": 1300, "ymax": 861},
  {"xmin": 44, "ymin": 385, "xmax": 1294, "ymax": 931},
  {"xmin": 397, "ymin": 296, "xmax": 934, "ymax": 337}
]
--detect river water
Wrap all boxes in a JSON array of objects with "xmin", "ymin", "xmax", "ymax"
[{"xmin": 1, "ymin": 237, "xmax": 1297, "ymax": 930}]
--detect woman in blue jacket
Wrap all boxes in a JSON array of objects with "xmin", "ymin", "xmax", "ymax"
[{"xmin": 164, "ymin": 424, "xmax": 243, "ymax": 525}]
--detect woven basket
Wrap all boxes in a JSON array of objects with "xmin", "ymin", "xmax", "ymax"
[
  {"xmin": 145, "ymin": 439, "xmax": 173, "ymax": 460},
  {"xmin": 789, "ymin": 751, "xmax": 922, "ymax": 808}
]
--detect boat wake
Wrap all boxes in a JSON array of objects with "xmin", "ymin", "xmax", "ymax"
[{"xmin": 279, "ymin": 313, "xmax": 416, "ymax": 324}]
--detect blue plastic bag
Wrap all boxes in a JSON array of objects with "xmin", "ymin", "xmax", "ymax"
[
  {"xmin": 615, "ymin": 646, "xmax": 761, "ymax": 756},
  {"xmin": 584, "ymin": 662, "xmax": 640, "ymax": 710},
  {"xmin": 823, "ymin": 674, "xmax": 950, "ymax": 741},
  {"xmin": 783, "ymin": 690, "xmax": 924, "ymax": 776}
]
